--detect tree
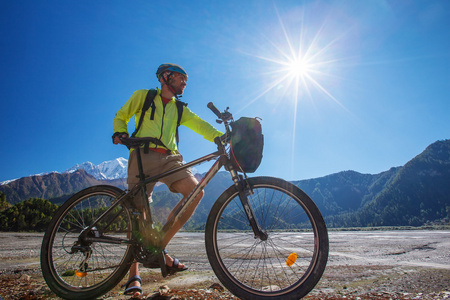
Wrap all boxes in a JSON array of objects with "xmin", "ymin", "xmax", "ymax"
[{"xmin": 0, "ymin": 192, "xmax": 11, "ymax": 211}]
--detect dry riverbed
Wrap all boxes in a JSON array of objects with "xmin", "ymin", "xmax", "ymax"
[{"xmin": 0, "ymin": 230, "xmax": 449, "ymax": 299}]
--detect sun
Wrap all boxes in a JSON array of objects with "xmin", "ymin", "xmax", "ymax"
[
  {"xmin": 286, "ymin": 57, "xmax": 311, "ymax": 79},
  {"xmin": 242, "ymin": 11, "xmax": 349, "ymax": 112}
]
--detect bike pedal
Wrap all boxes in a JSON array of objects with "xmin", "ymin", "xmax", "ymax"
[{"xmin": 158, "ymin": 250, "xmax": 168, "ymax": 278}]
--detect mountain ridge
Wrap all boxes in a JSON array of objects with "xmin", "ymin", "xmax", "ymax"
[
  {"xmin": 1, "ymin": 157, "xmax": 129, "ymax": 186},
  {"xmin": 0, "ymin": 168, "xmax": 130, "ymax": 205}
]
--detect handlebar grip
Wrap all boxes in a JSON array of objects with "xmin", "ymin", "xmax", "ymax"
[{"xmin": 207, "ymin": 102, "xmax": 222, "ymax": 118}]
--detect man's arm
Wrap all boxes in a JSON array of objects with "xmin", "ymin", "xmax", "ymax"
[
  {"xmin": 180, "ymin": 106, "xmax": 223, "ymax": 142},
  {"xmin": 112, "ymin": 90, "xmax": 148, "ymax": 143}
]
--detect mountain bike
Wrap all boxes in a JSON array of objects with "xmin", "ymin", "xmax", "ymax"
[{"xmin": 40, "ymin": 103, "xmax": 329, "ymax": 300}]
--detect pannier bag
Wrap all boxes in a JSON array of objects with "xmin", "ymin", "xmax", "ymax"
[{"xmin": 230, "ymin": 117, "xmax": 264, "ymax": 173}]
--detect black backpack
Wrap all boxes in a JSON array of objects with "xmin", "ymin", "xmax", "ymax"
[
  {"xmin": 131, "ymin": 89, "xmax": 187, "ymax": 147},
  {"xmin": 229, "ymin": 117, "xmax": 264, "ymax": 173}
]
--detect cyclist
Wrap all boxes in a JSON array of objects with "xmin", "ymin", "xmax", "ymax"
[{"xmin": 113, "ymin": 63, "xmax": 222, "ymax": 296}]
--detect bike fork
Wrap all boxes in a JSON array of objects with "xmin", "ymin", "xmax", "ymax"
[{"xmin": 236, "ymin": 175, "xmax": 268, "ymax": 241}]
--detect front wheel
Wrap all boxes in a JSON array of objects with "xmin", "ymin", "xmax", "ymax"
[
  {"xmin": 205, "ymin": 177, "xmax": 329, "ymax": 300},
  {"xmin": 40, "ymin": 185, "xmax": 134, "ymax": 300}
]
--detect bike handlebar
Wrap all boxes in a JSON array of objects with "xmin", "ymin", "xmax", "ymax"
[
  {"xmin": 208, "ymin": 102, "xmax": 233, "ymax": 122},
  {"xmin": 207, "ymin": 102, "xmax": 222, "ymax": 118},
  {"xmin": 208, "ymin": 102, "xmax": 233, "ymax": 145}
]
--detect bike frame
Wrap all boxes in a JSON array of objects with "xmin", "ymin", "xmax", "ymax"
[
  {"xmin": 82, "ymin": 138, "xmax": 243, "ymax": 246},
  {"xmin": 84, "ymin": 128, "xmax": 266, "ymax": 248}
]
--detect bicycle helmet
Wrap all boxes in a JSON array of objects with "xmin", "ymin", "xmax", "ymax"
[{"xmin": 156, "ymin": 63, "xmax": 188, "ymax": 80}]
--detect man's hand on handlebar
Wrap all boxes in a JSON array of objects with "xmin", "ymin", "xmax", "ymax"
[{"xmin": 112, "ymin": 132, "xmax": 129, "ymax": 145}]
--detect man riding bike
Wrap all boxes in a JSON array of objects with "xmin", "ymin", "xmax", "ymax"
[{"xmin": 113, "ymin": 63, "xmax": 222, "ymax": 296}]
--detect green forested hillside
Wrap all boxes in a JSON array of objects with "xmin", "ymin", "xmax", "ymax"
[
  {"xmin": 0, "ymin": 194, "xmax": 58, "ymax": 231},
  {"xmin": 292, "ymin": 167, "xmax": 400, "ymax": 217},
  {"xmin": 348, "ymin": 139, "xmax": 450, "ymax": 227}
]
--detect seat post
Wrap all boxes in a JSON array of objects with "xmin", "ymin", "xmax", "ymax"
[
  {"xmin": 134, "ymin": 147, "xmax": 146, "ymax": 183},
  {"xmin": 133, "ymin": 146, "xmax": 155, "ymax": 225}
]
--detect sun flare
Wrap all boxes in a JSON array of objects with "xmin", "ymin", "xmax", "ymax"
[
  {"xmin": 238, "ymin": 6, "xmax": 351, "ymax": 178},
  {"xmin": 240, "ymin": 6, "xmax": 350, "ymax": 110}
]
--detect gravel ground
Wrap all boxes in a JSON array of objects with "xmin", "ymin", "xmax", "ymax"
[{"xmin": 0, "ymin": 230, "xmax": 449, "ymax": 299}]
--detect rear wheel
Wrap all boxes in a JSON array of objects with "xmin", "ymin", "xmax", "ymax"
[
  {"xmin": 205, "ymin": 177, "xmax": 328, "ymax": 300},
  {"xmin": 40, "ymin": 185, "xmax": 134, "ymax": 300}
]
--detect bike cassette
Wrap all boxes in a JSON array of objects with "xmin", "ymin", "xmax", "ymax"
[{"xmin": 132, "ymin": 244, "xmax": 159, "ymax": 266}]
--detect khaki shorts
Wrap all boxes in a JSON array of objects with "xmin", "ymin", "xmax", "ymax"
[{"xmin": 127, "ymin": 149, "xmax": 193, "ymax": 207}]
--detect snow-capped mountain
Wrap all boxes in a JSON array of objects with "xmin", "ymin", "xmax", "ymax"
[
  {"xmin": 65, "ymin": 158, "xmax": 128, "ymax": 180},
  {"xmin": 98, "ymin": 157, "xmax": 128, "ymax": 179}
]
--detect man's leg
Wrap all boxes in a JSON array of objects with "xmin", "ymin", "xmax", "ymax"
[
  {"xmin": 159, "ymin": 175, "xmax": 203, "ymax": 269},
  {"xmin": 124, "ymin": 149, "xmax": 155, "ymax": 296},
  {"xmin": 125, "ymin": 262, "xmax": 141, "ymax": 296},
  {"xmin": 162, "ymin": 175, "xmax": 204, "ymax": 248}
]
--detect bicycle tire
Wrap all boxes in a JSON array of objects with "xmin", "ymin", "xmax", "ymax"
[
  {"xmin": 205, "ymin": 177, "xmax": 328, "ymax": 300},
  {"xmin": 40, "ymin": 185, "xmax": 134, "ymax": 300}
]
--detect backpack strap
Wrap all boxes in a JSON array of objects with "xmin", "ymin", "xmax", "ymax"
[
  {"xmin": 175, "ymin": 100, "xmax": 187, "ymax": 146},
  {"xmin": 149, "ymin": 98, "xmax": 156, "ymax": 120},
  {"xmin": 131, "ymin": 89, "xmax": 157, "ymax": 138}
]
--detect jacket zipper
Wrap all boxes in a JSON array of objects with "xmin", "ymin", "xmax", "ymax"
[{"xmin": 158, "ymin": 102, "xmax": 166, "ymax": 147}]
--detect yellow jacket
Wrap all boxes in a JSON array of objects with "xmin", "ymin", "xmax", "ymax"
[{"xmin": 113, "ymin": 88, "xmax": 222, "ymax": 152}]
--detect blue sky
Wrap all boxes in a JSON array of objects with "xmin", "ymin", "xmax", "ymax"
[{"xmin": 1, "ymin": 0, "xmax": 449, "ymax": 183}]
